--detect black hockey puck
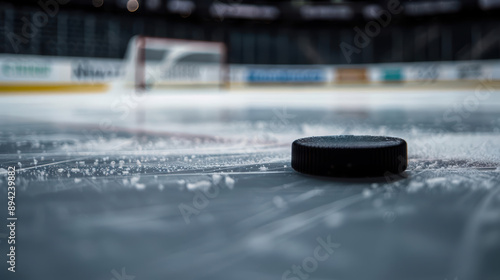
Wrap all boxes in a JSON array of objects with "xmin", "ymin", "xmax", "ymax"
[{"xmin": 291, "ymin": 135, "xmax": 407, "ymax": 177}]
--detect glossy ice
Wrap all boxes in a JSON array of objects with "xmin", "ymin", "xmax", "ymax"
[{"xmin": 1, "ymin": 88, "xmax": 499, "ymax": 280}]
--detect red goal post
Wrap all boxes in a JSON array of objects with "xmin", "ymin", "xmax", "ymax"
[{"xmin": 125, "ymin": 36, "xmax": 229, "ymax": 91}]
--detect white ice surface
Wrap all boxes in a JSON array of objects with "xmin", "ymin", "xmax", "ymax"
[{"xmin": 1, "ymin": 85, "xmax": 500, "ymax": 280}]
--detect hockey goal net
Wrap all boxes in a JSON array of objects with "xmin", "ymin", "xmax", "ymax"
[{"xmin": 124, "ymin": 36, "xmax": 228, "ymax": 91}]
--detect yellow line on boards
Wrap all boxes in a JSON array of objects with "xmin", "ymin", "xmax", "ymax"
[{"xmin": 0, "ymin": 83, "xmax": 109, "ymax": 94}]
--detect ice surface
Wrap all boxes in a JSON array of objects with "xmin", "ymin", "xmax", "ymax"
[{"xmin": 0, "ymin": 88, "xmax": 500, "ymax": 280}]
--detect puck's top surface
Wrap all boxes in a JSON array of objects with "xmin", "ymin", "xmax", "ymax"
[
  {"xmin": 292, "ymin": 135, "xmax": 407, "ymax": 177},
  {"xmin": 295, "ymin": 135, "xmax": 404, "ymax": 149}
]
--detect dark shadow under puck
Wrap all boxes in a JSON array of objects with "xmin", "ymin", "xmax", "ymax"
[{"xmin": 291, "ymin": 135, "xmax": 407, "ymax": 177}]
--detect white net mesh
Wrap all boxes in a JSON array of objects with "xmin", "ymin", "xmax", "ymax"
[{"xmin": 124, "ymin": 36, "xmax": 226, "ymax": 90}]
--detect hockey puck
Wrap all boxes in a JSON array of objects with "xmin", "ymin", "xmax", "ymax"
[{"xmin": 291, "ymin": 135, "xmax": 407, "ymax": 177}]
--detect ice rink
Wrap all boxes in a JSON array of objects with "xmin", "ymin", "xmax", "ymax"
[{"xmin": 1, "ymin": 86, "xmax": 500, "ymax": 280}]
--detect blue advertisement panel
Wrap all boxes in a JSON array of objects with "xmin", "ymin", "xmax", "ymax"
[{"xmin": 247, "ymin": 68, "xmax": 326, "ymax": 83}]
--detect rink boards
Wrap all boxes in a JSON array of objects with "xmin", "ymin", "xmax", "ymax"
[{"xmin": 2, "ymin": 54, "xmax": 500, "ymax": 92}]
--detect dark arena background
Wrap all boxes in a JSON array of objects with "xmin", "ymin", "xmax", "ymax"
[{"xmin": 1, "ymin": 1, "xmax": 500, "ymax": 280}]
